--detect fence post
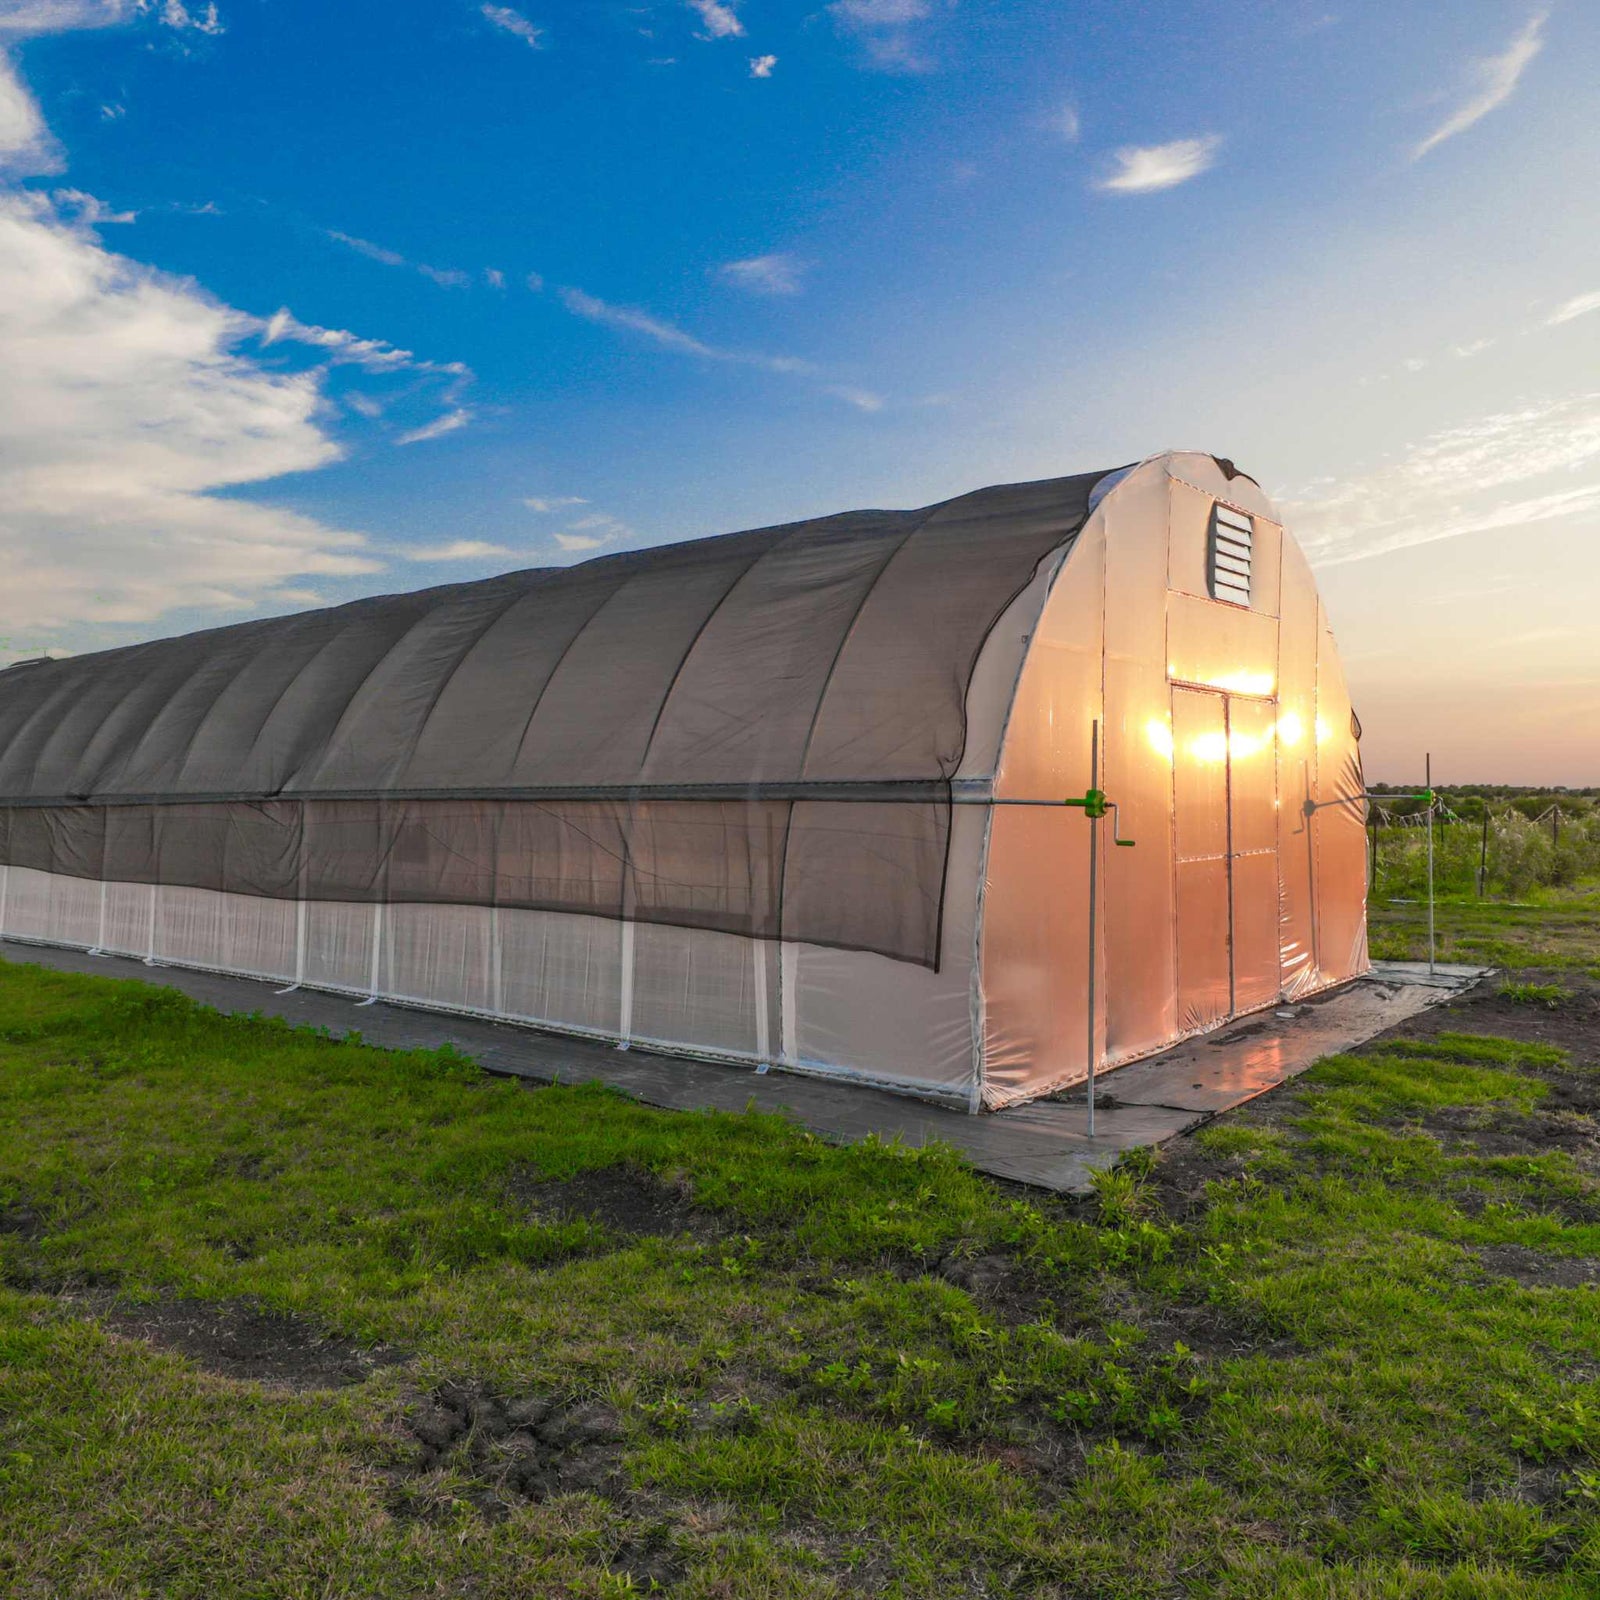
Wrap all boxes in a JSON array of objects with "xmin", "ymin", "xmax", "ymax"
[{"xmin": 1478, "ymin": 808, "xmax": 1490, "ymax": 897}]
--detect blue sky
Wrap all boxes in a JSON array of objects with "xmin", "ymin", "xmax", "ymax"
[{"xmin": 1, "ymin": 0, "xmax": 1597, "ymax": 781}]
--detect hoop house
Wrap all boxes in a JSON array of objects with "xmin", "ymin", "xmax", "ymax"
[{"xmin": 0, "ymin": 452, "xmax": 1367, "ymax": 1109}]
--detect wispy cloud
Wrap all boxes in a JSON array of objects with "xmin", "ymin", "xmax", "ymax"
[
  {"xmin": 1046, "ymin": 102, "xmax": 1080, "ymax": 141},
  {"xmin": 1286, "ymin": 392, "xmax": 1600, "ymax": 567},
  {"xmin": 557, "ymin": 284, "xmax": 813, "ymax": 375},
  {"xmin": 407, "ymin": 539, "xmax": 515, "ymax": 561},
  {"xmin": 1412, "ymin": 10, "xmax": 1546, "ymax": 160},
  {"xmin": 259, "ymin": 307, "xmax": 470, "ymax": 382},
  {"xmin": 687, "ymin": 0, "xmax": 742, "ymax": 40},
  {"xmin": 327, "ymin": 228, "xmax": 405, "ymax": 267},
  {"xmin": 396, "ymin": 407, "xmax": 473, "ymax": 445},
  {"xmin": 480, "ymin": 4, "xmax": 542, "ymax": 48},
  {"xmin": 1547, "ymin": 290, "xmax": 1600, "ymax": 327},
  {"xmin": 1096, "ymin": 135, "xmax": 1221, "ymax": 193},
  {"xmin": 326, "ymin": 228, "xmax": 473, "ymax": 289},
  {"xmin": 50, "ymin": 187, "xmax": 136, "ymax": 224},
  {"xmin": 523, "ymin": 495, "xmax": 587, "ymax": 512},
  {"xmin": 824, "ymin": 385, "xmax": 885, "ymax": 412},
  {"xmin": 559, "ymin": 286, "xmax": 720, "ymax": 358},
  {"xmin": 417, "ymin": 262, "xmax": 471, "ymax": 289},
  {"xmin": 749, "ymin": 53, "xmax": 776, "ymax": 77},
  {"xmin": 829, "ymin": 0, "xmax": 935, "ymax": 72},
  {"xmin": 717, "ymin": 252, "xmax": 803, "ymax": 295}
]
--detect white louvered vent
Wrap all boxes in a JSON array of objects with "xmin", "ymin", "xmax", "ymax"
[{"xmin": 1208, "ymin": 503, "xmax": 1253, "ymax": 607}]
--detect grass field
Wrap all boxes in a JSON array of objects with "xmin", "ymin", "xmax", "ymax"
[{"xmin": 2, "ymin": 889, "xmax": 1599, "ymax": 1597}]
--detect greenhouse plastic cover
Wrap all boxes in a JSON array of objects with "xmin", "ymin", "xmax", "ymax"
[{"xmin": 0, "ymin": 471, "xmax": 1104, "ymax": 970}]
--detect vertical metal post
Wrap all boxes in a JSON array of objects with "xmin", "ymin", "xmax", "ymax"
[
  {"xmin": 356, "ymin": 900, "xmax": 383, "ymax": 1005},
  {"xmin": 1425, "ymin": 753, "xmax": 1436, "ymax": 976},
  {"xmin": 1085, "ymin": 719, "xmax": 1100, "ymax": 1140}
]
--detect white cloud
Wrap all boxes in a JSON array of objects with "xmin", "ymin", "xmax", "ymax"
[
  {"xmin": 0, "ymin": 54, "xmax": 54, "ymax": 171},
  {"xmin": 407, "ymin": 539, "xmax": 514, "ymax": 561},
  {"xmin": 1547, "ymin": 290, "xmax": 1600, "ymax": 327},
  {"xmin": 0, "ymin": 190, "xmax": 383, "ymax": 630},
  {"xmin": 549, "ymin": 511, "xmax": 631, "ymax": 553},
  {"xmin": 51, "ymin": 187, "xmax": 136, "ymax": 223},
  {"xmin": 1412, "ymin": 11, "xmax": 1546, "ymax": 160},
  {"xmin": 485, "ymin": 267, "xmax": 505, "ymax": 288},
  {"xmin": 395, "ymin": 407, "xmax": 472, "ymax": 445},
  {"xmin": 749, "ymin": 52, "xmax": 776, "ymax": 77},
  {"xmin": 259, "ymin": 305, "xmax": 465, "ymax": 376},
  {"xmin": 1285, "ymin": 391, "xmax": 1600, "ymax": 567},
  {"xmin": 525, "ymin": 270, "xmax": 544, "ymax": 291},
  {"xmin": 1096, "ymin": 135, "xmax": 1220, "ymax": 193},
  {"xmin": 717, "ymin": 252, "xmax": 803, "ymax": 295},
  {"xmin": 480, "ymin": 4, "xmax": 542, "ymax": 48},
  {"xmin": 829, "ymin": 0, "xmax": 933, "ymax": 72},
  {"xmin": 156, "ymin": 0, "xmax": 223, "ymax": 33},
  {"xmin": 523, "ymin": 495, "xmax": 587, "ymax": 512},
  {"xmin": 687, "ymin": 0, "xmax": 742, "ymax": 40},
  {"xmin": 1454, "ymin": 338, "xmax": 1495, "ymax": 357}
]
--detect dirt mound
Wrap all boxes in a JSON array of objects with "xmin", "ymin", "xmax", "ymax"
[
  {"xmin": 518, "ymin": 1164, "xmax": 722, "ymax": 1241},
  {"xmin": 96, "ymin": 1296, "xmax": 406, "ymax": 1389},
  {"xmin": 401, "ymin": 1382, "xmax": 625, "ymax": 1513}
]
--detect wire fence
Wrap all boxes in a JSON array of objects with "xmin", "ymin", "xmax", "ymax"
[{"xmin": 1367, "ymin": 798, "xmax": 1600, "ymax": 900}]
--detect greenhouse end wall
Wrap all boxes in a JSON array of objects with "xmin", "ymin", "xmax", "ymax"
[{"xmin": 976, "ymin": 453, "xmax": 1369, "ymax": 1109}]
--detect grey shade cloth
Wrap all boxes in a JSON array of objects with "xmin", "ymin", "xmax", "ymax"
[{"xmin": 0, "ymin": 471, "xmax": 1106, "ymax": 965}]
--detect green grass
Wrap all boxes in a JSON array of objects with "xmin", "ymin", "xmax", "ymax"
[
  {"xmin": 3, "ymin": 958, "xmax": 1600, "ymax": 1596},
  {"xmin": 1499, "ymin": 982, "xmax": 1573, "ymax": 1009},
  {"xmin": 1368, "ymin": 883, "xmax": 1600, "ymax": 976}
]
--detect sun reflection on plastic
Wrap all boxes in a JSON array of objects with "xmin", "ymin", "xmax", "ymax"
[
  {"xmin": 1145, "ymin": 718, "xmax": 1174, "ymax": 760},
  {"xmin": 1277, "ymin": 711, "xmax": 1304, "ymax": 748},
  {"xmin": 1189, "ymin": 731, "xmax": 1228, "ymax": 763}
]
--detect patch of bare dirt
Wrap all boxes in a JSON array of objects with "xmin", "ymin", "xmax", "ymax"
[
  {"xmin": 395, "ymin": 1382, "xmax": 625, "ymax": 1520},
  {"xmin": 89, "ymin": 1295, "xmax": 408, "ymax": 1389},
  {"xmin": 0, "ymin": 1202, "xmax": 46, "ymax": 1241},
  {"xmin": 513, "ymin": 1164, "xmax": 725, "ymax": 1243},
  {"xmin": 1472, "ymin": 1244, "xmax": 1600, "ymax": 1290},
  {"xmin": 1416, "ymin": 1103, "xmax": 1599, "ymax": 1159}
]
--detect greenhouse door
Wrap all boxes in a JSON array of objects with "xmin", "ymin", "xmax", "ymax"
[{"xmin": 1171, "ymin": 688, "xmax": 1281, "ymax": 1031}]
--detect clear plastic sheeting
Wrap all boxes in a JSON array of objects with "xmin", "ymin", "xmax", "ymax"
[{"xmin": 0, "ymin": 452, "xmax": 1369, "ymax": 1110}]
